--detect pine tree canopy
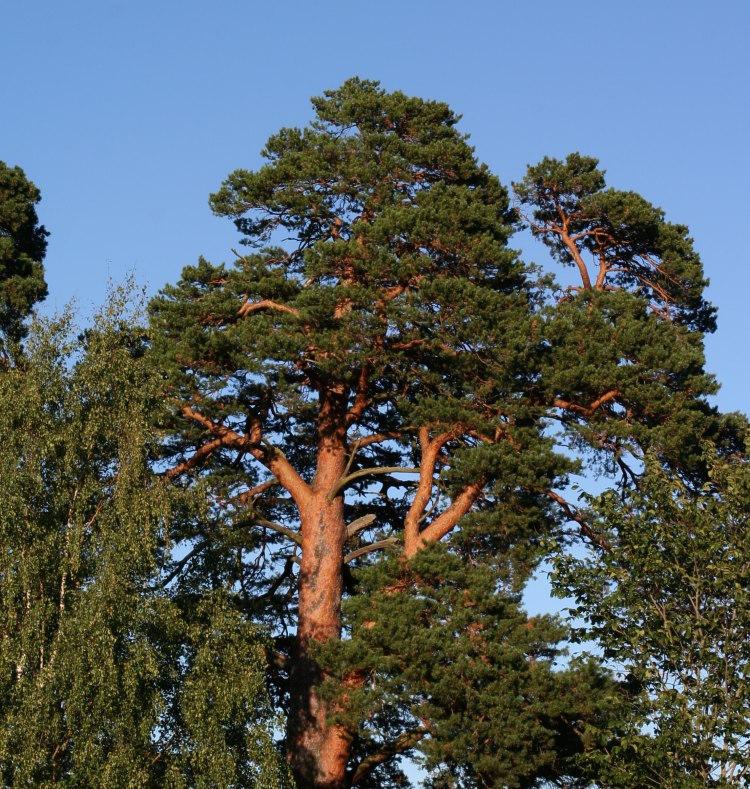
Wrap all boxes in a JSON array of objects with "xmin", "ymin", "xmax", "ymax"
[
  {"xmin": 514, "ymin": 153, "xmax": 742, "ymax": 486},
  {"xmin": 0, "ymin": 161, "xmax": 48, "ymax": 351},
  {"xmin": 151, "ymin": 78, "xmax": 564, "ymax": 566},
  {"xmin": 146, "ymin": 79, "xmax": 745, "ymax": 788}
]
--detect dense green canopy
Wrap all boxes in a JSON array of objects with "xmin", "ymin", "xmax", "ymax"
[
  {"xmin": 0, "ymin": 292, "xmax": 289, "ymax": 787},
  {"xmin": 554, "ymin": 446, "xmax": 750, "ymax": 786},
  {"xmin": 0, "ymin": 161, "xmax": 48, "ymax": 352}
]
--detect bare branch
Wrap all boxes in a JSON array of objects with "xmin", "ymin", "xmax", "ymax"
[
  {"xmin": 179, "ymin": 405, "xmax": 312, "ymax": 509},
  {"xmin": 156, "ymin": 540, "xmax": 210, "ymax": 589},
  {"xmin": 255, "ymin": 516, "xmax": 302, "ymax": 547},
  {"xmin": 346, "ymin": 513, "xmax": 377, "ymax": 538},
  {"xmin": 349, "ymin": 729, "xmax": 426, "ymax": 785},
  {"xmin": 353, "ymin": 431, "xmax": 405, "ymax": 449},
  {"xmin": 235, "ymin": 478, "xmax": 280, "ymax": 505},
  {"xmin": 328, "ymin": 466, "xmax": 421, "ymax": 502},
  {"xmin": 344, "ymin": 538, "xmax": 398, "ymax": 564},
  {"xmin": 543, "ymin": 489, "xmax": 610, "ymax": 550}
]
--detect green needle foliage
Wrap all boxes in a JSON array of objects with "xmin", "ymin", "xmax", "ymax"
[
  {"xmin": 553, "ymin": 446, "xmax": 750, "ymax": 788},
  {"xmin": 514, "ymin": 153, "xmax": 742, "ymax": 485},
  {"xmin": 147, "ymin": 80, "xmax": 668, "ymax": 787},
  {"xmin": 0, "ymin": 289, "xmax": 289, "ymax": 788},
  {"xmin": 320, "ymin": 544, "xmax": 625, "ymax": 789},
  {"xmin": 0, "ymin": 162, "xmax": 48, "ymax": 354},
  {"xmin": 514, "ymin": 153, "xmax": 713, "ymax": 331}
]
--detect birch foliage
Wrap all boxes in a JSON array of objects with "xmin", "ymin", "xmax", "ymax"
[{"xmin": 0, "ymin": 291, "xmax": 289, "ymax": 788}]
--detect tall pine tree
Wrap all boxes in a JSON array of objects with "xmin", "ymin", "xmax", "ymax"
[{"xmin": 149, "ymin": 82, "xmax": 732, "ymax": 787}]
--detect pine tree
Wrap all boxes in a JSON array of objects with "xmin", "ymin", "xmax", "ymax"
[
  {"xmin": 0, "ymin": 161, "xmax": 48, "ymax": 355},
  {"xmin": 152, "ymin": 80, "xmax": 584, "ymax": 787},
  {"xmin": 148, "ymin": 81, "xmax": 739, "ymax": 788}
]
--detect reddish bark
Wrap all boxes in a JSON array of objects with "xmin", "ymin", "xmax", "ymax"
[
  {"xmin": 286, "ymin": 391, "xmax": 353, "ymax": 789},
  {"xmin": 287, "ymin": 496, "xmax": 352, "ymax": 788},
  {"xmin": 173, "ymin": 396, "xmax": 492, "ymax": 786}
]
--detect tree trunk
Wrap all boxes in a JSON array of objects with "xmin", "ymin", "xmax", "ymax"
[{"xmin": 287, "ymin": 418, "xmax": 352, "ymax": 788}]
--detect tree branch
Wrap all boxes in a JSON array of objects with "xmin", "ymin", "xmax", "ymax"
[
  {"xmin": 254, "ymin": 516, "xmax": 302, "ymax": 546},
  {"xmin": 404, "ymin": 426, "xmax": 463, "ymax": 554},
  {"xmin": 328, "ymin": 466, "xmax": 421, "ymax": 502},
  {"xmin": 156, "ymin": 540, "xmax": 209, "ymax": 589},
  {"xmin": 164, "ymin": 435, "xmax": 226, "ymax": 479},
  {"xmin": 238, "ymin": 298, "xmax": 300, "ymax": 318},
  {"xmin": 235, "ymin": 478, "xmax": 280, "ymax": 505},
  {"xmin": 543, "ymin": 489, "xmax": 610, "ymax": 550},
  {"xmin": 410, "ymin": 479, "xmax": 485, "ymax": 555},
  {"xmin": 353, "ymin": 431, "xmax": 405, "ymax": 449},
  {"xmin": 567, "ymin": 252, "xmax": 593, "ymax": 288},
  {"xmin": 344, "ymin": 538, "xmax": 398, "ymax": 564},
  {"xmin": 346, "ymin": 363, "xmax": 371, "ymax": 427},
  {"xmin": 347, "ymin": 513, "xmax": 377, "ymax": 538},
  {"xmin": 179, "ymin": 405, "xmax": 312, "ymax": 508},
  {"xmin": 553, "ymin": 389, "xmax": 621, "ymax": 418},
  {"xmin": 349, "ymin": 729, "xmax": 426, "ymax": 786}
]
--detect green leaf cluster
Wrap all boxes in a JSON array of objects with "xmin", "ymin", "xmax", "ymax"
[
  {"xmin": 0, "ymin": 290, "xmax": 289, "ymax": 787},
  {"xmin": 554, "ymin": 446, "xmax": 750, "ymax": 786},
  {"xmin": 512, "ymin": 153, "xmax": 743, "ymax": 482}
]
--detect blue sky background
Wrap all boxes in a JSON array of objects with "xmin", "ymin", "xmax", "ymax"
[{"xmin": 4, "ymin": 2, "xmax": 748, "ymax": 619}]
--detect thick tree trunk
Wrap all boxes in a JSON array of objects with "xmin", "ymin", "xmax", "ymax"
[{"xmin": 287, "ymin": 412, "xmax": 352, "ymax": 789}]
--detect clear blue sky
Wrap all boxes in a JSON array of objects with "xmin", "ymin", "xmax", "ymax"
[{"xmin": 4, "ymin": 1, "xmax": 747, "ymax": 414}]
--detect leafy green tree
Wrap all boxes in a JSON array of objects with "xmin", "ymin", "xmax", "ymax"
[
  {"xmin": 149, "ymin": 82, "xmax": 733, "ymax": 788},
  {"xmin": 553, "ymin": 445, "xmax": 750, "ymax": 787},
  {"xmin": 0, "ymin": 291, "xmax": 289, "ymax": 787},
  {"xmin": 0, "ymin": 161, "xmax": 48, "ymax": 354}
]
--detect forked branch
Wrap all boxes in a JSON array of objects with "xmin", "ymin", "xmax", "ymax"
[
  {"xmin": 408, "ymin": 479, "xmax": 485, "ymax": 556},
  {"xmin": 328, "ymin": 466, "xmax": 421, "ymax": 502},
  {"xmin": 179, "ymin": 405, "xmax": 312, "ymax": 507},
  {"xmin": 404, "ymin": 426, "xmax": 464, "ymax": 553},
  {"xmin": 553, "ymin": 389, "xmax": 621, "ymax": 418}
]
